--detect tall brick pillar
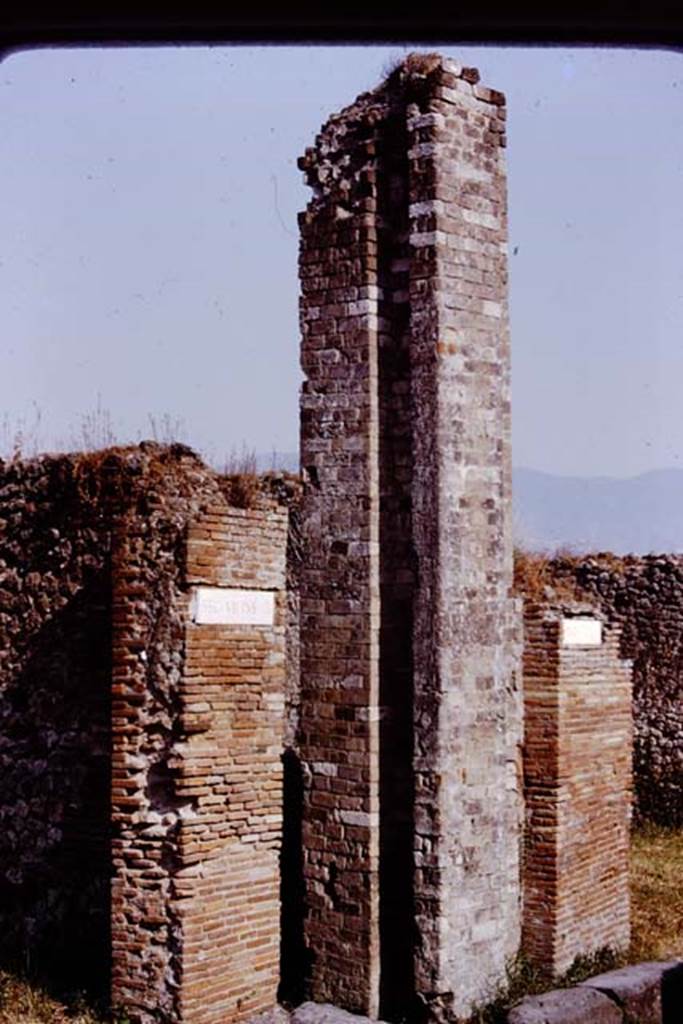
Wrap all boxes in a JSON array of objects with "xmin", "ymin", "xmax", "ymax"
[
  {"xmin": 405, "ymin": 60, "xmax": 522, "ymax": 1021},
  {"xmin": 298, "ymin": 53, "xmax": 522, "ymax": 1021}
]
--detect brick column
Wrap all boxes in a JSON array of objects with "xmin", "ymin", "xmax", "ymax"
[
  {"xmin": 111, "ymin": 504, "xmax": 288, "ymax": 1024},
  {"xmin": 298, "ymin": 54, "xmax": 523, "ymax": 1021},
  {"xmin": 404, "ymin": 59, "xmax": 523, "ymax": 1019},
  {"xmin": 176, "ymin": 507, "xmax": 287, "ymax": 1023},
  {"xmin": 110, "ymin": 504, "xmax": 184, "ymax": 1022},
  {"xmin": 522, "ymin": 604, "xmax": 632, "ymax": 975}
]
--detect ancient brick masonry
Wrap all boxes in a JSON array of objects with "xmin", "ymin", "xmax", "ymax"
[
  {"xmin": 111, "ymin": 502, "xmax": 288, "ymax": 1024},
  {"xmin": 0, "ymin": 444, "xmax": 257, "ymax": 1010},
  {"xmin": 0, "ymin": 54, "xmax": 652, "ymax": 1024},
  {"xmin": 522, "ymin": 604, "xmax": 632, "ymax": 976},
  {"xmin": 298, "ymin": 54, "xmax": 522, "ymax": 1021},
  {"xmin": 0, "ymin": 446, "xmax": 293, "ymax": 1023},
  {"xmin": 546, "ymin": 554, "xmax": 683, "ymax": 826}
]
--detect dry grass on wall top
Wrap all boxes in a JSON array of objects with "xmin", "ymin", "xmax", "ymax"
[
  {"xmin": 219, "ymin": 470, "xmax": 302, "ymax": 511},
  {"xmin": 0, "ymin": 442, "xmax": 302, "ymax": 524},
  {"xmin": 512, "ymin": 547, "xmax": 633, "ymax": 603},
  {"xmin": 512, "ymin": 548, "xmax": 583, "ymax": 604}
]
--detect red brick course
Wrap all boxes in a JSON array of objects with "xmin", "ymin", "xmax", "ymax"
[
  {"xmin": 522, "ymin": 604, "xmax": 632, "ymax": 975},
  {"xmin": 111, "ymin": 504, "xmax": 288, "ymax": 1023}
]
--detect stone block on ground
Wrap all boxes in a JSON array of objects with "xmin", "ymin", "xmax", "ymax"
[
  {"xmin": 291, "ymin": 1002, "xmax": 388, "ymax": 1024},
  {"xmin": 507, "ymin": 986, "xmax": 622, "ymax": 1024},
  {"xmin": 580, "ymin": 960, "xmax": 683, "ymax": 1024},
  {"xmin": 247, "ymin": 1007, "xmax": 291, "ymax": 1024}
]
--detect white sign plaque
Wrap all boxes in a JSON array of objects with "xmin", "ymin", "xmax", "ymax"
[
  {"xmin": 561, "ymin": 618, "xmax": 602, "ymax": 647},
  {"xmin": 190, "ymin": 587, "xmax": 275, "ymax": 626}
]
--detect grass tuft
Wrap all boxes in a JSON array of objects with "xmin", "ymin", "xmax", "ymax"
[
  {"xmin": 0, "ymin": 970, "xmax": 113, "ymax": 1023},
  {"xmin": 512, "ymin": 547, "xmax": 582, "ymax": 603}
]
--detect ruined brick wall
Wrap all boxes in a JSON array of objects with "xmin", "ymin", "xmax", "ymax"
[
  {"xmin": 298, "ymin": 54, "xmax": 522, "ymax": 1022},
  {"xmin": 544, "ymin": 554, "xmax": 683, "ymax": 825},
  {"xmin": 522, "ymin": 604, "xmax": 632, "ymax": 975},
  {"xmin": 0, "ymin": 446, "xmax": 228, "ymax": 998},
  {"xmin": 0, "ymin": 446, "xmax": 292, "ymax": 1024},
  {"xmin": 403, "ymin": 58, "xmax": 522, "ymax": 1022},
  {"xmin": 298, "ymin": 85, "xmax": 384, "ymax": 1017},
  {"xmin": 174, "ymin": 508, "xmax": 288, "ymax": 1022},
  {"xmin": 179, "ymin": 507, "xmax": 287, "ymax": 1022}
]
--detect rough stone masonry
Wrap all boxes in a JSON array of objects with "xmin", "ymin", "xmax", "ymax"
[{"xmin": 298, "ymin": 53, "xmax": 523, "ymax": 1021}]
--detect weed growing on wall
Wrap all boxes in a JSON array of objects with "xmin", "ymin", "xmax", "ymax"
[{"xmin": 469, "ymin": 948, "xmax": 625, "ymax": 1023}]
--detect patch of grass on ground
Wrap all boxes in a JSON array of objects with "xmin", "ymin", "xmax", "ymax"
[{"xmin": 630, "ymin": 822, "xmax": 683, "ymax": 962}]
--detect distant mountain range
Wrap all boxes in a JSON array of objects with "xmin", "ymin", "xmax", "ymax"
[
  {"xmin": 257, "ymin": 453, "xmax": 683, "ymax": 556},
  {"xmin": 512, "ymin": 467, "xmax": 683, "ymax": 555}
]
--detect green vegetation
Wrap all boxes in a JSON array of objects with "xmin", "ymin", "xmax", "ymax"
[{"xmin": 470, "ymin": 947, "xmax": 625, "ymax": 1024}]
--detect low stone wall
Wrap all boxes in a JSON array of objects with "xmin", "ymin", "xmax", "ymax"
[
  {"xmin": 545, "ymin": 555, "xmax": 683, "ymax": 825},
  {"xmin": 508, "ymin": 959, "xmax": 683, "ymax": 1024}
]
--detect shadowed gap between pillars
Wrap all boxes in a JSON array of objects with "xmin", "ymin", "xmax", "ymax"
[{"xmin": 377, "ymin": 103, "xmax": 420, "ymax": 1023}]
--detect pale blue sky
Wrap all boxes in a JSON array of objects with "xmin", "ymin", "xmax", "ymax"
[{"xmin": 2, "ymin": 44, "xmax": 683, "ymax": 476}]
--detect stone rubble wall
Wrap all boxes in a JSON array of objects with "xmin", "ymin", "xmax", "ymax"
[
  {"xmin": 0, "ymin": 454, "xmax": 114, "ymax": 990},
  {"xmin": 522, "ymin": 603, "xmax": 632, "ymax": 977},
  {"xmin": 546, "ymin": 554, "xmax": 683, "ymax": 825}
]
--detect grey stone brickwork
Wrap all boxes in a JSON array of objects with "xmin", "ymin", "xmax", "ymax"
[{"xmin": 298, "ymin": 53, "xmax": 522, "ymax": 1022}]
